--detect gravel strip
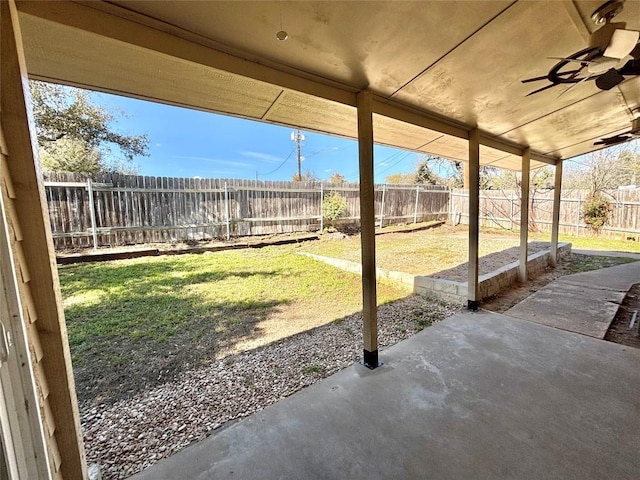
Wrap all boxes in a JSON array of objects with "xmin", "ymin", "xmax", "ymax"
[{"xmin": 81, "ymin": 295, "xmax": 460, "ymax": 479}]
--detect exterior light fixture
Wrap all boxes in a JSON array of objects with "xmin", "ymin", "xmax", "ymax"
[{"xmin": 276, "ymin": 1, "xmax": 288, "ymax": 41}]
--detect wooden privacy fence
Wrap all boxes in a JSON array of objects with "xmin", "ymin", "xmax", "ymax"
[
  {"xmin": 43, "ymin": 172, "xmax": 449, "ymax": 249},
  {"xmin": 450, "ymin": 188, "xmax": 640, "ymax": 238}
]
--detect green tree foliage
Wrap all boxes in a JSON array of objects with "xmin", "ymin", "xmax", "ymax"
[
  {"xmin": 322, "ymin": 191, "xmax": 348, "ymax": 228},
  {"xmin": 414, "ymin": 160, "xmax": 442, "ymax": 185},
  {"xmin": 31, "ymin": 81, "xmax": 149, "ymax": 174},
  {"xmin": 583, "ymin": 194, "xmax": 613, "ymax": 234}
]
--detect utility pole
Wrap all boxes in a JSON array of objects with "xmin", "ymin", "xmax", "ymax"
[{"xmin": 291, "ymin": 129, "xmax": 305, "ymax": 180}]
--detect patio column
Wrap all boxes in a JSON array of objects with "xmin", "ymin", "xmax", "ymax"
[
  {"xmin": 1, "ymin": 0, "xmax": 86, "ymax": 477},
  {"xmin": 550, "ymin": 160, "xmax": 563, "ymax": 267},
  {"xmin": 357, "ymin": 90, "xmax": 378, "ymax": 369},
  {"xmin": 467, "ymin": 129, "xmax": 480, "ymax": 311},
  {"xmin": 518, "ymin": 147, "xmax": 531, "ymax": 282}
]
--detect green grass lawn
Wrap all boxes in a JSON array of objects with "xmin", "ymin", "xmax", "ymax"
[
  {"xmin": 303, "ymin": 224, "xmax": 533, "ymax": 275},
  {"xmin": 303, "ymin": 224, "xmax": 640, "ymax": 276},
  {"xmin": 531, "ymin": 231, "xmax": 640, "ymax": 253},
  {"xmin": 60, "ymin": 245, "xmax": 408, "ymax": 403},
  {"xmin": 61, "ymin": 224, "xmax": 638, "ymax": 404}
]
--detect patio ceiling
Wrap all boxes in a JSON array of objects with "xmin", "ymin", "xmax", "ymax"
[{"xmin": 15, "ymin": 1, "xmax": 640, "ymax": 171}]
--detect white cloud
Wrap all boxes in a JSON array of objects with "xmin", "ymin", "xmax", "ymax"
[
  {"xmin": 240, "ymin": 151, "xmax": 283, "ymax": 162},
  {"xmin": 324, "ymin": 168, "xmax": 333, "ymax": 173},
  {"xmin": 174, "ymin": 155, "xmax": 251, "ymax": 168}
]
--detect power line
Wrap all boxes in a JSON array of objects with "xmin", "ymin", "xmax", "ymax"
[
  {"xmin": 344, "ymin": 149, "xmax": 410, "ymax": 182},
  {"xmin": 376, "ymin": 151, "xmax": 413, "ymax": 175},
  {"xmin": 257, "ymin": 147, "xmax": 296, "ymax": 178}
]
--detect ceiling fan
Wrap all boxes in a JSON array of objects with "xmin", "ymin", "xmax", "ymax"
[
  {"xmin": 522, "ymin": 0, "xmax": 640, "ymax": 96},
  {"xmin": 594, "ymin": 117, "xmax": 640, "ymax": 146}
]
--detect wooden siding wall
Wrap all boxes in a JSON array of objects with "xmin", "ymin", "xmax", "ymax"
[
  {"xmin": 450, "ymin": 188, "xmax": 640, "ymax": 237},
  {"xmin": 2, "ymin": 2, "xmax": 86, "ymax": 478},
  {"xmin": 43, "ymin": 172, "xmax": 449, "ymax": 249}
]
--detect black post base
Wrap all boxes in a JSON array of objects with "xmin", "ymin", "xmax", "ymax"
[
  {"xmin": 467, "ymin": 299, "xmax": 480, "ymax": 311},
  {"xmin": 362, "ymin": 349, "xmax": 379, "ymax": 369}
]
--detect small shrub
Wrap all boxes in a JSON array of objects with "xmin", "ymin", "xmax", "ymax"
[
  {"xmin": 322, "ymin": 190, "xmax": 348, "ymax": 228},
  {"xmin": 583, "ymin": 194, "xmax": 612, "ymax": 234}
]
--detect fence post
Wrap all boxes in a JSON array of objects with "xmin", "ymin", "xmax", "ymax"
[
  {"xmin": 379, "ymin": 183, "xmax": 386, "ymax": 228},
  {"xmin": 224, "ymin": 182, "xmax": 230, "ymax": 241},
  {"xmin": 413, "ymin": 185, "xmax": 420, "ymax": 223},
  {"xmin": 509, "ymin": 192, "xmax": 515, "ymax": 230},
  {"xmin": 576, "ymin": 196, "xmax": 581, "ymax": 236},
  {"xmin": 87, "ymin": 178, "xmax": 98, "ymax": 250},
  {"xmin": 319, "ymin": 183, "xmax": 324, "ymax": 232}
]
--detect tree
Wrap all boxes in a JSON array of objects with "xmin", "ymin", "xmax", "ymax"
[
  {"xmin": 414, "ymin": 160, "xmax": 442, "ymax": 185},
  {"xmin": 292, "ymin": 169, "xmax": 319, "ymax": 182},
  {"xmin": 413, "ymin": 155, "xmax": 465, "ymax": 187},
  {"xmin": 563, "ymin": 144, "xmax": 640, "ymax": 194},
  {"xmin": 583, "ymin": 193, "xmax": 613, "ymax": 234},
  {"xmin": 322, "ymin": 191, "xmax": 348, "ymax": 229},
  {"xmin": 560, "ymin": 145, "xmax": 640, "ymax": 235},
  {"xmin": 31, "ymin": 81, "xmax": 149, "ymax": 174},
  {"xmin": 328, "ymin": 172, "xmax": 346, "ymax": 184},
  {"xmin": 482, "ymin": 166, "xmax": 554, "ymax": 191},
  {"xmin": 385, "ymin": 172, "xmax": 415, "ymax": 184}
]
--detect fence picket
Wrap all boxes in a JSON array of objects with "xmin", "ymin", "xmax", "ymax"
[{"xmin": 47, "ymin": 172, "xmax": 640, "ymax": 247}]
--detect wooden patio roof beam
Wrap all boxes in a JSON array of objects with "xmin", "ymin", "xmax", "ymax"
[{"xmin": 17, "ymin": 0, "xmax": 559, "ymax": 168}]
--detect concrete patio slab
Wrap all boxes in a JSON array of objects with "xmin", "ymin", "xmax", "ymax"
[
  {"xmin": 504, "ymin": 282, "xmax": 624, "ymax": 338},
  {"xmin": 504, "ymin": 260, "xmax": 639, "ymax": 338},
  {"xmin": 573, "ymin": 249, "xmax": 640, "ymax": 260},
  {"xmin": 130, "ymin": 311, "xmax": 640, "ymax": 480},
  {"xmin": 556, "ymin": 260, "xmax": 640, "ymax": 292}
]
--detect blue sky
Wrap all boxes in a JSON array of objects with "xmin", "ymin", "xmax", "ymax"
[{"xmin": 94, "ymin": 92, "xmax": 422, "ymax": 183}]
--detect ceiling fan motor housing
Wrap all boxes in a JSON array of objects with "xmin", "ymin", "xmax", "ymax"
[{"xmin": 591, "ymin": 0, "xmax": 626, "ymax": 26}]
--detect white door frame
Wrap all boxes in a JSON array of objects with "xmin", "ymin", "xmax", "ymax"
[{"xmin": 0, "ymin": 187, "xmax": 51, "ymax": 479}]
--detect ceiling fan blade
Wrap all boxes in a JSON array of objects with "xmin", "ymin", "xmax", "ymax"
[
  {"xmin": 521, "ymin": 69, "xmax": 581, "ymax": 83},
  {"xmin": 603, "ymin": 28, "xmax": 640, "ymax": 59},
  {"xmin": 594, "ymin": 133, "xmax": 632, "ymax": 146},
  {"xmin": 526, "ymin": 83, "xmax": 558, "ymax": 96},
  {"xmin": 547, "ymin": 57, "xmax": 595, "ymax": 64},
  {"xmin": 595, "ymin": 68, "xmax": 626, "ymax": 90},
  {"xmin": 558, "ymin": 74, "xmax": 594, "ymax": 98},
  {"xmin": 618, "ymin": 58, "xmax": 640, "ymax": 75},
  {"xmin": 521, "ymin": 74, "xmax": 550, "ymax": 83}
]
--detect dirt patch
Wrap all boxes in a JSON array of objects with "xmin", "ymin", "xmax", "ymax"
[
  {"xmin": 57, "ymin": 231, "xmax": 317, "ymax": 257},
  {"xmin": 482, "ymin": 253, "xmax": 637, "ymax": 313},
  {"xmin": 80, "ymin": 294, "xmax": 459, "ymax": 479},
  {"xmin": 605, "ymin": 283, "xmax": 640, "ymax": 349}
]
